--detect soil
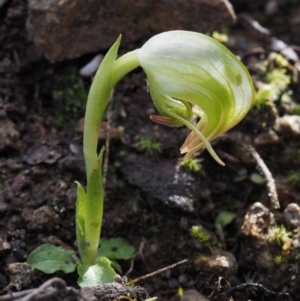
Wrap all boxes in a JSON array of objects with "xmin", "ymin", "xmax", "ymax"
[{"xmin": 1, "ymin": 1, "xmax": 300, "ymax": 301}]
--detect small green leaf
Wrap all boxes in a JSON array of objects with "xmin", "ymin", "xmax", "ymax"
[
  {"xmin": 215, "ymin": 212, "xmax": 236, "ymax": 228},
  {"xmin": 27, "ymin": 244, "xmax": 76, "ymax": 274},
  {"xmin": 250, "ymin": 173, "xmax": 265, "ymax": 184},
  {"xmin": 77, "ymin": 257, "xmax": 116, "ymax": 287},
  {"xmin": 97, "ymin": 238, "xmax": 135, "ymax": 260}
]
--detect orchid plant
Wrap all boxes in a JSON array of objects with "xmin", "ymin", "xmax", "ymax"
[{"xmin": 28, "ymin": 30, "xmax": 255, "ymax": 287}]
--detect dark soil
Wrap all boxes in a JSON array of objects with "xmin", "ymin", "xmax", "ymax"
[{"xmin": 1, "ymin": 1, "xmax": 300, "ymax": 300}]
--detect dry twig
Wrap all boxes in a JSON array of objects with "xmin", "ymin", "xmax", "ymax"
[
  {"xmin": 128, "ymin": 259, "xmax": 187, "ymax": 285},
  {"xmin": 247, "ymin": 144, "xmax": 280, "ymax": 209}
]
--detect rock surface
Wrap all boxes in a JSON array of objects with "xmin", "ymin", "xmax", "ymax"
[
  {"xmin": 26, "ymin": 0, "xmax": 236, "ymax": 61},
  {"xmin": 121, "ymin": 153, "xmax": 202, "ymax": 212}
]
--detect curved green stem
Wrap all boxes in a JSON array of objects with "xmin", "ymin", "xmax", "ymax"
[
  {"xmin": 81, "ymin": 38, "xmax": 140, "ymax": 266},
  {"xmin": 84, "ymin": 40, "xmax": 140, "ymax": 183},
  {"xmin": 112, "ymin": 50, "xmax": 140, "ymax": 87}
]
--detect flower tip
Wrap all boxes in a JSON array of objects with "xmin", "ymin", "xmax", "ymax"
[{"xmin": 180, "ymin": 143, "xmax": 225, "ymax": 166}]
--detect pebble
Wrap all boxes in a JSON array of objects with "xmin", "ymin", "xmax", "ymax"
[
  {"xmin": 178, "ymin": 274, "xmax": 188, "ymax": 285},
  {"xmin": 165, "ymin": 269, "xmax": 172, "ymax": 279},
  {"xmin": 194, "ymin": 250, "xmax": 237, "ymax": 278},
  {"xmin": 284, "ymin": 203, "xmax": 300, "ymax": 229},
  {"xmin": 265, "ymin": 0, "xmax": 279, "ymax": 15},
  {"xmin": 24, "ymin": 145, "xmax": 62, "ymax": 165},
  {"xmin": 80, "ymin": 54, "xmax": 103, "ymax": 77},
  {"xmin": 28, "ymin": 205, "xmax": 61, "ymax": 231},
  {"xmin": 241, "ymin": 202, "xmax": 275, "ymax": 240},
  {"xmin": 7, "ymin": 262, "xmax": 35, "ymax": 291},
  {"xmin": 254, "ymin": 131, "xmax": 279, "ymax": 146},
  {"xmin": 271, "ymin": 37, "xmax": 299, "ymax": 62},
  {"xmin": 0, "ymin": 237, "xmax": 11, "ymax": 256},
  {"xmin": 182, "ymin": 290, "xmax": 209, "ymax": 301},
  {"xmin": 275, "ymin": 115, "xmax": 300, "ymax": 137},
  {"xmin": 69, "ymin": 143, "xmax": 82, "ymax": 155}
]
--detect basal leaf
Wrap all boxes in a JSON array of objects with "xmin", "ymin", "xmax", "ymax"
[
  {"xmin": 97, "ymin": 238, "xmax": 135, "ymax": 260},
  {"xmin": 77, "ymin": 257, "xmax": 116, "ymax": 287},
  {"xmin": 27, "ymin": 244, "xmax": 76, "ymax": 274}
]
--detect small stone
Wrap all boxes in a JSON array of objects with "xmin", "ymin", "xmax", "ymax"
[
  {"xmin": 194, "ymin": 250, "xmax": 237, "ymax": 278},
  {"xmin": 0, "ymin": 237, "xmax": 11, "ymax": 256},
  {"xmin": 284, "ymin": 203, "xmax": 300, "ymax": 229},
  {"xmin": 254, "ymin": 131, "xmax": 279, "ymax": 146},
  {"xmin": 149, "ymin": 243, "xmax": 159, "ymax": 254},
  {"xmin": 240, "ymin": 202, "xmax": 275, "ymax": 240},
  {"xmin": 275, "ymin": 115, "xmax": 300, "ymax": 138},
  {"xmin": 69, "ymin": 143, "xmax": 82, "ymax": 155},
  {"xmin": 271, "ymin": 38, "xmax": 299, "ymax": 62},
  {"xmin": 265, "ymin": 0, "xmax": 279, "ymax": 15},
  {"xmin": 57, "ymin": 180, "xmax": 68, "ymax": 190},
  {"xmin": 28, "ymin": 205, "xmax": 60, "ymax": 231},
  {"xmin": 165, "ymin": 269, "xmax": 172, "ymax": 279},
  {"xmin": 24, "ymin": 144, "xmax": 62, "ymax": 165},
  {"xmin": 10, "ymin": 240, "xmax": 27, "ymax": 260},
  {"xmin": 178, "ymin": 274, "xmax": 188, "ymax": 285},
  {"xmin": 182, "ymin": 290, "xmax": 209, "ymax": 301},
  {"xmin": 292, "ymin": 235, "xmax": 300, "ymax": 248},
  {"xmin": 11, "ymin": 171, "xmax": 30, "ymax": 195},
  {"xmin": 80, "ymin": 54, "xmax": 103, "ymax": 77},
  {"xmin": 238, "ymin": 202, "xmax": 278, "ymax": 273},
  {"xmin": 7, "ymin": 262, "xmax": 35, "ymax": 291}
]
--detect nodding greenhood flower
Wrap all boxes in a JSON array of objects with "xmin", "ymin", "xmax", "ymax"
[
  {"xmin": 112, "ymin": 30, "xmax": 255, "ymax": 166},
  {"xmin": 74, "ymin": 30, "xmax": 255, "ymax": 273}
]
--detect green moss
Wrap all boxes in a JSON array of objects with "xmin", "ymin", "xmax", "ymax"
[
  {"xmin": 253, "ymin": 53, "xmax": 293, "ymax": 109},
  {"xmin": 288, "ymin": 171, "xmax": 300, "ymax": 187},
  {"xmin": 274, "ymin": 254, "xmax": 284, "ymax": 265},
  {"xmin": 136, "ymin": 137, "xmax": 162, "ymax": 156},
  {"xmin": 267, "ymin": 225, "xmax": 292, "ymax": 255},
  {"xmin": 180, "ymin": 157, "xmax": 205, "ymax": 175},
  {"xmin": 190, "ymin": 225, "xmax": 210, "ymax": 243}
]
